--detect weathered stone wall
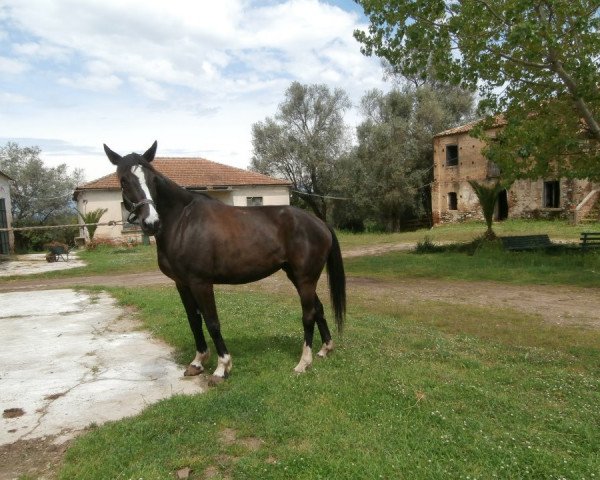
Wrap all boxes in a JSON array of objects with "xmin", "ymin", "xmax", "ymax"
[
  {"xmin": 432, "ymin": 128, "xmax": 598, "ymax": 224},
  {"xmin": 432, "ymin": 131, "xmax": 492, "ymax": 223}
]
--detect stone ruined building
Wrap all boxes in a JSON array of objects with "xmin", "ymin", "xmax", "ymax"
[{"xmin": 431, "ymin": 120, "xmax": 600, "ymax": 225}]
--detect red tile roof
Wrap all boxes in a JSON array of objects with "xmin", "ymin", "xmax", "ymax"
[
  {"xmin": 434, "ymin": 116, "xmax": 506, "ymax": 138},
  {"xmin": 78, "ymin": 157, "xmax": 290, "ymax": 190}
]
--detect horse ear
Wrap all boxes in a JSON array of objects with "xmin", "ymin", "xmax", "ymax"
[
  {"xmin": 143, "ymin": 141, "xmax": 158, "ymax": 163},
  {"xmin": 104, "ymin": 144, "xmax": 122, "ymax": 165}
]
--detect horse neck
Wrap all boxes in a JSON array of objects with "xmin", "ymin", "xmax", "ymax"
[{"xmin": 146, "ymin": 167, "xmax": 193, "ymax": 215}]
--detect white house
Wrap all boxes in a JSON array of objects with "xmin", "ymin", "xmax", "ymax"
[
  {"xmin": 0, "ymin": 170, "xmax": 14, "ymax": 254},
  {"xmin": 73, "ymin": 157, "xmax": 291, "ymax": 242}
]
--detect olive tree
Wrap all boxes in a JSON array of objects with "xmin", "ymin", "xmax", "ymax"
[{"xmin": 251, "ymin": 82, "xmax": 352, "ymax": 221}]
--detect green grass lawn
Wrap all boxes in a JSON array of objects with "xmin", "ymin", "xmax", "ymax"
[
  {"xmin": 338, "ymin": 218, "xmax": 599, "ymax": 249},
  {"xmin": 57, "ymin": 287, "xmax": 600, "ymax": 479},
  {"xmin": 345, "ymin": 242, "xmax": 600, "ymax": 287},
  {"xmin": 3, "ymin": 220, "xmax": 598, "ymax": 478}
]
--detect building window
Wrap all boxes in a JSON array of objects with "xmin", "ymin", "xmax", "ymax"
[
  {"xmin": 446, "ymin": 145, "xmax": 459, "ymax": 166},
  {"xmin": 448, "ymin": 192, "xmax": 458, "ymax": 210},
  {"xmin": 543, "ymin": 181, "xmax": 560, "ymax": 208},
  {"xmin": 246, "ymin": 196, "xmax": 263, "ymax": 206}
]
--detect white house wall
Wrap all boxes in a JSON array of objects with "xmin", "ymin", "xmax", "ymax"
[
  {"xmin": 76, "ymin": 190, "xmax": 139, "ymax": 242},
  {"xmin": 231, "ymin": 186, "xmax": 290, "ymax": 206},
  {"xmin": 77, "ymin": 185, "xmax": 290, "ymax": 243}
]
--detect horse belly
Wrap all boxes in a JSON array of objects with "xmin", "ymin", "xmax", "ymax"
[
  {"xmin": 211, "ymin": 243, "xmax": 285, "ymax": 284},
  {"xmin": 168, "ymin": 240, "xmax": 284, "ymax": 285}
]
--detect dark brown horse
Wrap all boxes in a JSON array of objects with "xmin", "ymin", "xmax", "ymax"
[{"xmin": 104, "ymin": 141, "xmax": 346, "ymax": 379}]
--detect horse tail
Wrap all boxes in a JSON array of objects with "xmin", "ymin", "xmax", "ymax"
[{"xmin": 326, "ymin": 226, "xmax": 346, "ymax": 333}]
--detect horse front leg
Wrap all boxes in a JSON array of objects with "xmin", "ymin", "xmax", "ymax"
[
  {"xmin": 191, "ymin": 283, "xmax": 232, "ymax": 379},
  {"xmin": 177, "ymin": 284, "xmax": 210, "ymax": 376}
]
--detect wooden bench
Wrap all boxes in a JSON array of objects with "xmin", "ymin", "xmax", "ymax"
[
  {"xmin": 500, "ymin": 234, "xmax": 553, "ymax": 251},
  {"xmin": 580, "ymin": 232, "xmax": 600, "ymax": 252}
]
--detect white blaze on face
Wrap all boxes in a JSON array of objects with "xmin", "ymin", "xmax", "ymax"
[{"xmin": 131, "ymin": 166, "xmax": 159, "ymax": 225}]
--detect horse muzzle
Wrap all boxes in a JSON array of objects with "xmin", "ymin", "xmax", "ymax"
[{"xmin": 142, "ymin": 218, "xmax": 160, "ymax": 236}]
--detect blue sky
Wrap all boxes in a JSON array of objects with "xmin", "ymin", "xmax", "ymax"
[{"xmin": 0, "ymin": 0, "xmax": 387, "ymax": 182}]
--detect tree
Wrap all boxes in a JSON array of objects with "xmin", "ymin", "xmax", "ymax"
[
  {"xmin": 354, "ymin": 0, "xmax": 600, "ymax": 178},
  {"xmin": 468, "ymin": 180, "xmax": 507, "ymax": 240},
  {"xmin": 0, "ymin": 142, "xmax": 84, "ymax": 250},
  {"xmin": 0, "ymin": 142, "xmax": 84, "ymax": 223},
  {"xmin": 76, "ymin": 208, "xmax": 108, "ymax": 240},
  {"xmin": 335, "ymin": 83, "xmax": 475, "ymax": 231},
  {"xmin": 251, "ymin": 82, "xmax": 352, "ymax": 221}
]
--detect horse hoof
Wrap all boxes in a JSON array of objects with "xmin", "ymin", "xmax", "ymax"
[
  {"xmin": 184, "ymin": 364, "xmax": 204, "ymax": 376},
  {"xmin": 293, "ymin": 364, "xmax": 311, "ymax": 374}
]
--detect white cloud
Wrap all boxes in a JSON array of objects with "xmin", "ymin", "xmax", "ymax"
[
  {"xmin": 12, "ymin": 42, "xmax": 70, "ymax": 62},
  {"xmin": 0, "ymin": 55, "xmax": 29, "ymax": 74},
  {"xmin": 59, "ymin": 74, "xmax": 122, "ymax": 92},
  {"xmin": 129, "ymin": 77, "xmax": 167, "ymax": 101},
  {"xmin": 3, "ymin": 0, "xmax": 378, "ymax": 96},
  {"xmin": 0, "ymin": 92, "xmax": 30, "ymax": 104},
  {"xmin": 1, "ymin": 0, "xmax": 387, "ymax": 181}
]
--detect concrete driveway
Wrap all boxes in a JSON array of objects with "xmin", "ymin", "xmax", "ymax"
[
  {"xmin": 0, "ymin": 253, "xmax": 86, "ymax": 277},
  {"xmin": 0, "ymin": 289, "xmax": 204, "ymax": 447}
]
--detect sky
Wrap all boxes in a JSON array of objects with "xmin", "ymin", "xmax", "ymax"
[{"xmin": 0, "ymin": 0, "xmax": 388, "ymax": 183}]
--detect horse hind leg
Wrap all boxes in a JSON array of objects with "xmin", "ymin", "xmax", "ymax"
[
  {"xmin": 192, "ymin": 283, "xmax": 232, "ymax": 379},
  {"xmin": 294, "ymin": 282, "xmax": 319, "ymax": 374},
  {"xmin": 314, "ymin": 295, "xmax": 334, "ymax": 358}
]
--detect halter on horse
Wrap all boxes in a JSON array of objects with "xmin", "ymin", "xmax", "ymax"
[{"xmin": 104, "ymin": 141, "xmax": 346, "ymax": 379}]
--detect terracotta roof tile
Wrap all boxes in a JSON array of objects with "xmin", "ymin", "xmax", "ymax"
[
  {"xmin": 78, "ymin": 157, "xmax": 290, "ymax": 190},
  {"xmin": 434, "ymin": 116, "xmax": 506, "ymax": 138}
]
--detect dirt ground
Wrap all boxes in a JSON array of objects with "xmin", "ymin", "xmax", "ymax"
[
  {"xmin": 1, "ymin": 243, "xmax": 599, "ymax": 479},
  {"xmin": 1, "ymin": 242, "xmax": 599, "ymax": 330}
]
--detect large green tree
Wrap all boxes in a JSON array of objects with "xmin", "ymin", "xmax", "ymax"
[
  {"xmin": 354, "ymin": 0, "xmax": 600, "ymax": 179},
  {"xmin": 251, "ymin": 82, "xmax": 352, "ymax": 221},
  {"xmin": 0, "ymin": 142, "xmax": 83, "ymax": 223},
  {"xmin": 335, "ymin": 83, "xmax": 475, "ymax": 231}
]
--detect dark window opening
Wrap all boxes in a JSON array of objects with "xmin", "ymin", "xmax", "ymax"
[
  {"xmin": 446, "ymin": 145, "xmax": 459, "ymax": 166},
  {"xmin": 246, "ymin": 196, "xmax": 263, "ymax": 206},
  {"xmin": 448, "ymin": 192, "xmax": 458, "ymax": 210},
  {"xmin": 496, "ymin": 189, "xmax": 509, "ymax": 220},
  {"xmin": 543, "ymin": 181, "xmax": 560, "ymax": 208}
]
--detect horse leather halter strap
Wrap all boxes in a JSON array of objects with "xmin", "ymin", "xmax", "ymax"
[{"xmin": 122, "ymin": 191, "xmax": 155, "ymax": 224}]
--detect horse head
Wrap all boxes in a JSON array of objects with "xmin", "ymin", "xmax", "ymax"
[{"xmin": 103, "ymin": 141, "xmax": 161, "ymax": 236}]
